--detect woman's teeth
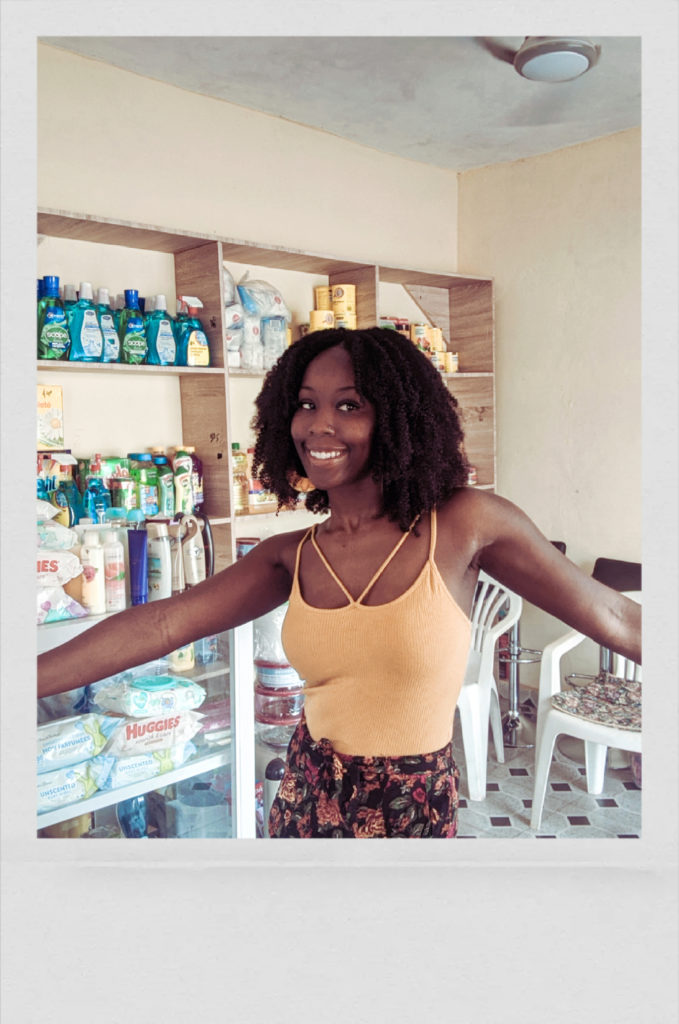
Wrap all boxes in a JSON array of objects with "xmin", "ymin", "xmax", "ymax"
[{"xmin": 308, "ymin": 449, "xmax": 345, "ymax": 460}]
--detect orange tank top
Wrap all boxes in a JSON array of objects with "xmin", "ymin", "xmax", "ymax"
[{"xmin": 281, "ymin": 508, "xmax": 472, "ymax": 756}]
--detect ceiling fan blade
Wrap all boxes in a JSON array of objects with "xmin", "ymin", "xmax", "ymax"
[{"xmin": 473, "ymin": 37, "xmax": 520, "ymax": 65}]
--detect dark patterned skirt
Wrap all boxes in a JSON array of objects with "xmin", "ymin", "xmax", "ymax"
[{"xmin": 268, "ymin": 714, "xmax": 460, "ymax": 838}]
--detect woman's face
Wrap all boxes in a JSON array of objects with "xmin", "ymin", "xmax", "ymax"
[{"xmin": 291, "ymin": 345, "xmax": 376, "ymax": 492}]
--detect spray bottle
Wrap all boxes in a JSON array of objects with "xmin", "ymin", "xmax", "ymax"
[{"xmin": 176, "ymin": 297, "xmax": 210, "ymax": 366}]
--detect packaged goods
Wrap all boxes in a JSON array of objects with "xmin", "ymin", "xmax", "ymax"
[
  {"xmin": 91, "ymin": 741, "xmax": 197, "ymax": 791},
  {"xmin": 237, "ymin": 275, "xmax": 291, "ymax": 321},
  {"xmin": 36, "ymin": 549, "xmax": 83, "ymax": 588},
  {"xmin": 103, "ymin": 710, "xmax": 203, "ymax": 758},
  {"xmin": 127, "ymin": 524, "xmax": 148, "ymax": 605},
  {"xmin": 262, "ymin": 316, "xmax": 287, "ymax": 369},
  {"xmin": 223, "ymin": 302, "xmax": 245, "ymax": 330},
  {"xmin": 37, "ymin": 585, "xmax": 88, "ymax": 625},
  {"xmin": 314, "ymin": 285, "xmax": 332, "ymax": 311},
  {"xmin": 37, "ymin": 384, "xmax": 65, "ymax": 450},
  {"xmin": 145, "ymin": 294, "xmax": 177, "ymax": 366},
  {"xmin": 118, "ymin": 289, "xmax": 148, "ymax": 364},
  {"xmin": 231, "ymin": 443, "xmax": 249, "ymax": 514},
  {"xmin": 175, "ymin": 298, "xmax": 210, "ymax": 366},
  {"xmin": 172, "ymin": 446, "xmax": 194, "ymax": 514},
  {"xmin": 169, "ymin": 643, "xmax": 195, "ymax": 672},
  {"xmin": 91, "ymin": 674, "xmax": 206, "ymax": 717},
  {"xmin": 331, "ymin": 283, "xmax": 356, "ymax": 315},
  {"xmin": 79, "ymin": 530, "xmax": 107, "ymax": 615},
  {"xmin": 153, "ymin": 455, "xmax": 175, "ymax": 516},
  {"xmin": 103, "ymin": 530, "xmax": 126, "ymax": 612},
  {"xmin": 309, "ymin": 310, "xmax": 334, "ymax": 331},
  {"xmin": 37, "ymin": 713, "xmax": 120, "ymax": 774},
  {"xmin": 37, "ymin": 760, "xmax": 101, "ymax": 812},
  {"xmin": 95, "ymin": 287, "xmax": 121, "ymax": 363},
  {"xmin": 68, "ymin": 282, "xmax": 104, "ymax": 362},
  {"xmin": 37, "ymin": 498, "xmax": 59, "ymax": 520},
  {"xmin": 226, "ymin": 327, "xmax": 243, "ymax": 368},
  {"xmin": 37, "ymin": 520, "xmax": 78, "ymax": 550},
  {"xmin": 146, "ymin": 521, "xmax": 172, "ymax": 601},
  {"xmin": 128, "ymin": 453, "xmax": 159, "ymax": 517},
  {"xmin": 240, "ymin": 316, "xmax": 264, "ymax": 371},
  {"xmin": 37, "ymin": 276, "xmax": 70, "ymax": 360},
  {"xmin": 222, "ymin": 266, "xmax": 237, "ymax": 305}
]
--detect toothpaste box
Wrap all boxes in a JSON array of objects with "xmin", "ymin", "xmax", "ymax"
[{"xmin": 37, "ymin": 385, "xmax": 64, "ymax": 451}]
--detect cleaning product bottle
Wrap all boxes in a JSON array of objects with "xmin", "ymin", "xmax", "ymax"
[
  {"xmin": 176, "ymin": 297, "xmax": 210, "ymax": 366},
  {"xmin": 152, "ymin": 455, "xmax": 175, "ymax": 517},
  {"xmin": 83, "ymin": 458, "xmax": 112, "ymax": 523},
  {"xmin": 37, "ymin": 275, "xmax": 70, "ymax": 360},
  {"xmin": 95, "ymin": 287, "xmax": 121, "ymax": 363},
  {"xmin": 231, "ymin": 443, "xmax": 249, "ymax": 515},
  {"xmin": 79, "ymin": 530, "xmax": 107, "ymax": 615},
  {"xmin": 118, "ymin": 289, "xmax": 148, "ymax": 364},
  {"xmin": 146, "ymin": 521, "xmax": 172, "ymax": 601},
  {"xmin": 184, "ymin": 446, "xmax": 204, "ymax": 512},
  {"xmin": 128, "ymin": 452, "xmax": 159, "ymax": 517},
  {"xmin": 103, "ymin": 529, "xmax": 127, "ymax": 612},
  {"xmin": 146, "ymin": 294, "xmax": 177, "ymax": 366},
  {"xmin": 68, "ymin": 282, "xmax": 104, "ymax": 362},
  {"xmin": 172, "ymin": 446, "xmax": 194, "ymax": 515}
]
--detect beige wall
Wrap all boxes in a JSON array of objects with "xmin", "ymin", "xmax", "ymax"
[{"xmin": 458, "ymin": 129, "xmax": 641, "ymax": 684}]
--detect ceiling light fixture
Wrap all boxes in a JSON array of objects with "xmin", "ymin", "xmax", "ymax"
[{"xmin": 513, "ymin": 37, "xmax": 601, "ymax": 83}]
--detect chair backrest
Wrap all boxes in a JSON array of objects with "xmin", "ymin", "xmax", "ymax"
[
  {"xmin": 469, "ymin": 571, "xmax": 523, "ymax": 656},
  {"xmin": 611, "ymin": 590, "xmax": 642, "ymax": 681}
]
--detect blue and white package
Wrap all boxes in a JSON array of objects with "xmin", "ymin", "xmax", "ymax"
[
  {"xmin": 37, "ymin": 760, "xmax": 100, "ymax": 812},
  {"xmin": 91, "ymin": 674, "xmax": 206, "ymax": 717},
  {"xmin": 91, "ymin": 741, "xmax": 197, "ymax": 791},
  {"xmin": 37, "ymin": 713, "xmax": 121, "ymax": 773}
]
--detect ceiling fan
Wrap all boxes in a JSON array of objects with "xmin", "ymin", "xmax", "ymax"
[{"xmin": 476, "ymin": 37, "xmax": 601, "ymax": 82}]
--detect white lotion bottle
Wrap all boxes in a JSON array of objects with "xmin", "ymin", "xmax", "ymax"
[{"xmin": 80, "ymin": 530, "xmax": 107, "ymax": 615}]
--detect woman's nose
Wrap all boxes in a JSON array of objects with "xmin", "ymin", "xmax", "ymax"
[{"xmin": 308, "ymin": 409, "xmax": 336, "ymax": 435}]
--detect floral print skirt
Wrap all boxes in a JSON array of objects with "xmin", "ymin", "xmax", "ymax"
[{"xmin": 268, "ymin": 714, "xmax": 460, "ymax": 838}]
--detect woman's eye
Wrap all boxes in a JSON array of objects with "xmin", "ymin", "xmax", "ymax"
[
  {"xmin": 338, "ymin": 400, "xmax": 360, "ymax": 412},
  {"xmin": 297, "ymin": 399, "xmax": 314, "ymax": 410}
]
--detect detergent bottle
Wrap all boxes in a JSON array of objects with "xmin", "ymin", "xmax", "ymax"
[
  {"xmin": 68, "ymin": 282, "xmax": 104, "ymax": 362},
  {"xmin": 176, "ymin": 297, "xmax": 210, "ymax": 366}
]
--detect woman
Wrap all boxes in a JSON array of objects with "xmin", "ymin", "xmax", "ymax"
[{"xmin": 38, "ymin": 327, "xmax": 641, "ymax": 838}]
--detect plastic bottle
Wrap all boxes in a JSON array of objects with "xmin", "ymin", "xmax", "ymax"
[
  {"xmin": 173, "ymin": 446, "xmax": 194, "ymax": 515},
  {"xmin": 128, "ymin": 453, "xmax": 159, "ymax": 517},
  {"xmin": 184, "ymin": 446, "xmax": 204, "ymax": 512},
  {"xmin": 83, "ymin": 473, "xmax": 112, "ymax": 524},
  {"xmin": 95, "ymin": 287, "xmax": 121, "ymax": 363},
  {"xmin": 146, "ymin": 521, "xmax": 173, "ymax": 601},
  {"xmin": 37, "ymin": 275, "xmax": 70, "ymax": 360},
  {"xmin": 168, "ymin": 521, "xmax": 186, "ymax": 595},
  {"xmin": 61, "ymin": 284, "xmax": 78, "ymax": 328},
  {"xmin": 152, "ymin": 455, "xmax": 175, "ymax": 517},
  {"xmin": 103, "ymin": 529, "xmax": 127, "ymax": 612},
  {"xmin": 79, "ymin": 530, "xmax": 107, "ymax": 615},
  {"xmin": 68, "ymin": 282, "xmax": 104, "ymax": 362},
  {"xmin": 118, "ymin": 289, "xmax": 148, "ymax": 364},
  {"xmin": 181, "ymin": 514, "xmax": 206, "ymax": 587},
  {"xmin": 176, "ymin": 297, "xmax": 210, "ymax": 366},
  {"xmin": 127, "ymin": 514, "xmax": 148, "ymax": 606},
  {"xmin": 231, "ymin": 443, "xmax": 249, "ymax": 515},
  {"xmin": 146, "ymin": 294, "xmax": 177, "ymax": 365},
  {"xmin": 112, "ymin": 294, "xmax": 125, "ymax": 331}
]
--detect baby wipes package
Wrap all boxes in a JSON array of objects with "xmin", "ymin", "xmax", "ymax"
[
  {"xmin": 37, "ymin": 521, "xmax": 78, "ymax": 550},
  {"xmin": 37, "ymin": 713, "xmax": 120, "ymax": 773},
  {"xmin": 37, "ymin": 585, "xmax": 88, "ymax": 625},
  {"xmin": 37, "ymin": 760, "xmax": 100, "ymax": 812},
  {"xmin": 37, "ymin": 549, "xmax": 83, "ymax": 588},
  {"xmin": 104, "ymin": 710, "xmax": 203, "ymax": 757},
  {"xmin": 92, "ymin": 741, "xmax": 197, "ymax": 791},
  {"xmin": 91, "ymin": 674, "xmax": 206, "ymax": 717}
]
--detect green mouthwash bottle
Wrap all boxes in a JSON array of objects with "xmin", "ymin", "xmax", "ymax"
[
  {"xmin": 68, "ymin": 282, "xmax": 104, "ymax": 362},
  {"xmin": 146, "ymin": 294, "xmax": 177, "ymax": 365},
  {"xmin": 37, "ymin": 275, "xmax": 70, "ymax": 360},
  {"xmin": 118, "ymin": 289, "xmax": 148, "ymax": 364},
  {"xmin": 95, "ymin": 288, "xmax": 121, "ymax": 363}
]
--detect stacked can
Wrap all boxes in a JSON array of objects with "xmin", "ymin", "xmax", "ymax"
[{"xmin": 331, "ymin": 284, "xmax": 357, "ymax": 330}]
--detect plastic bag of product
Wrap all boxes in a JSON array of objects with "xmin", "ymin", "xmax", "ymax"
[
  {"xmin": 240, "ymin": 315, "xmax": 264, "ymax": 371},
  {"xmin": 37, "ymin": 548, "xmax": 83, "ymax": 587},
  {"xmin": 37, "ymin": 585, "xmax": 88, "ymax": 625},
  {"xmin": 37, "ymin": 688, "xmax": 89, "ymax": 724},
  {"xmin": 37, "ymin": 713, "xmax": 121, "ymax": 774},
  {"xmin": 37, "ymin": 498, "xmax": 59, "ymax": 521},
  {"xmin": 91, "ymin": 674, "xmax": 206, "ymax": 717},
  {"xmin": 223, "ymin": 302, "xmax": 245, "ymax": 330},
  {"xmin": 91, "ymin": 741, "xmax": 197, "ymax": 791},
  {"xmin": 37, "ymin": 760, "xmax": 100, "ymax": 812},
  {"xmin": 37, "ymin": 520, "xmax": 79, "ymax": 550},
  {"xmin": 222, "ymin": 266, "xmax": 237, "ymax": 305},
  {"xmin": 254, "ymin": 603, "xmax": 289, "ymax": 663},
  {"xmin": 237, "ymin": 273, "xmax": 291, "ymax": 321},
  {"xmin": 103, "ymin": 710, "xmax": 204, "ymax": 758}
]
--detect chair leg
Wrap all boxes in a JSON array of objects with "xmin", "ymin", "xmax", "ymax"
[
  {"xmin": 530, "ymin": 715, "xmax": 559, "ymax": 831},
  {"xmin": 584, "ymin": 742, "xmax": 608, "ymax": 794},
  {"xmin": 489, "ymin": 687, "xmax": 505, "ymax": 764},
  {"xmin": 457, "ymin": 694, "xmax": 489, "ymax": 801}
]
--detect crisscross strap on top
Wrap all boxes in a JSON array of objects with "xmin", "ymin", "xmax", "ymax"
[{"xmin": 306, "ymin": 512, "xmax": 427, "ymax": 606}]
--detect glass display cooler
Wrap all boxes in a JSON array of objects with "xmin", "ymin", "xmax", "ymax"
[{"xmin": 36, "ymin": 617, "xmax": 256, "ymax": 839}]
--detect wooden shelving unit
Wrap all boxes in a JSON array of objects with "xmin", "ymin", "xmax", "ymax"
[{"xmin": 37, "ymin": 208, "xmax": 496, "ymax": 566}]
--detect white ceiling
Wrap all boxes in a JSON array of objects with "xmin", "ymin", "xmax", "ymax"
[{"xmin": 42, "ymin": 36, "xmax": 641, "ymax": 172}]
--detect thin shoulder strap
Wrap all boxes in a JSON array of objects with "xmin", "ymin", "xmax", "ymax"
[
  {"xmin": 292, "ymin": 527, "xmax": 314, "ymax": 589},
  {"xmin": 355, "ymin": 523, "xmax": 417, "ymax": 604},
  {"xmin": 310, "ymin": 527, "xmax": 355, "ymax": 603}
]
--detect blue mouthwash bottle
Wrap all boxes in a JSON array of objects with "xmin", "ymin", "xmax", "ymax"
[
  {"xmin": 37, "ymin": 276, "xmax": 70, "ymax": 360},
  {"xmin": 68, "ymin": 282, "xmax": 104, "ymax": 362},
  {"xmin": 146, "ymin": 294, "xmax": 177, "ymax": 365},
  {"xmin": 95, "ymin": 287, "xmax": 121, "ymax": 363},
  {"xmin": 61, "ymin": 284, "xmax": 78, "ymax": 329},
  {"xmin": 118, "ymin": 289, "xmax": 148, "ymax": 364}
]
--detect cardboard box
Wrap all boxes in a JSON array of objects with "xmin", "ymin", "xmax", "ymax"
[{"xmin": 37, "ymin": 385, "xmax": 64, "ymax": 450}]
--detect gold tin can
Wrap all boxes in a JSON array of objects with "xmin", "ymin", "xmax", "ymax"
[
  {"xmin": 331, "ymin": 284, "xmax": 356, "ymax": 315},
  {"xmin": 335, "ymin": 312, "xmax": 357, "ymax": 330},
  {"xmin": 444, "ymin": 351, "xmax": 459, "ymax": 373},
  {"xmin": 428, "ymin": 327, "xmax": 444, "ymax": 350},
  {"xmin": 309, "ymin": 310, "xmax": 335, "ymax": 331},
  {"xmin": 410, "ymin": 322, "xmax": 429, "ymax": 344},
  {"xmin": 314, "ymin": 286, "xmax": 333, "ymax": 311}
]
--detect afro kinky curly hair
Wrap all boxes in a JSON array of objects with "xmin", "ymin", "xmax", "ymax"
[{"xmin": 250, "ymin": 326, "xmax": 469, "ymax": 531}]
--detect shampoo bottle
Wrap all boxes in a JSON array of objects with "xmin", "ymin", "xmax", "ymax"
[
  {"xmin": 103, "ymin": 529, "xmax": 127, "ymax": 612},
  {"xmin": 146, "ymin": 521, "xmax": 173, "ymax": 601},
  {"xmin": 118, "ymin": 289, "xmax": 148, "ymax": 364},
  {"xmin": 68, "ymin": 282, "xmax": 104, "ymax": 362},
  {"xmin": 152, "ymin": 455, "xmax": 175, "ymax": 517},
  {"xmin": 80, "ymin": 530, "xmax": 107, "ymax": 615},
  {"xmin": 37, "ymin": 276, "xmax": 70, "ymax": 360},
  {"xmin": 146, "ymin": 294, "xmax": 177, "ymax": 365},
  {"xmin": 96, "ymin": 287, "xmax": 121, "ymax": 363}
]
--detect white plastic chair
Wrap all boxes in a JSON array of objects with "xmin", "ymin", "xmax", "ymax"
[
  {"xmin": 530, "ymin": 591, "xmax": 641, "ymax": 831},
  {"xmin": 457, "ymin": 571, "xmax": 523, "ymax": 801}
]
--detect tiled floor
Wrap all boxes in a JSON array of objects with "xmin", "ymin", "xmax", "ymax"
[{"xmin": 451, "ymin": 701, "xmax": 642, "ymax": 839}]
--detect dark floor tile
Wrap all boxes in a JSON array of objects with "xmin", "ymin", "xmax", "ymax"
[
  {"xmin": 551, "ymin": 783, "xmax": 572, "ymax": 791},
  {"xmin": 578, "ymin": 768, "xmax": 587, "ymax": 775},
  {"xmin": 490, "ymin": 816, "xmax": 512, "ymax": 827},
  {"xmin": 536, "ymin": 835, "xmax": 557, "ymax": 839},
  {"xmin": 509, "ymin": 768, "xmax": 529, "ymax": 776},
  {"xmin": 567, "ymin": 816, "xmax": 591, "ymax": 826},
  {"xmin": 617, "ymin": 834, "xmax": 639, "ymax": 839},
  {"xmin": 596, "ymin": 798, "xmax": 618, "ymax": 808},
  {"xmin": 458, "ymin": 835, "xmax": 477, "ymax": 839},
  {"xmin": 487, "ymin": 783, "xmax": 500, "ymax": 792},
  {"xmin": 623, "ymin": 782, "xmax": 640, "ymax": 790},
  {"xmin": 522, "ymin": 799, "xmax": 533, "ymax": 808},
  {"xmin": 458, "ymin": 799, "xmax": 468, "ymax": 808}
]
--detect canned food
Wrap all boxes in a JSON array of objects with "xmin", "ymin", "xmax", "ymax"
[
  {"xmin": 428, "ymin": 327, "xmax": 444, "ymax": 350},
  {"xmin": 444, "ymin": 351, "xmax": 459, "ymax": 374},
  {"xmin": 335, "ymin": 313, "xmax": 357, "ymax": 330},
  {"xmin": 309, "ymin": 309, "xmax": 335, "ymax": 331},
  {"xmin": 331, "ymin": 284, "xmax": 356, "ymax": 315},
  {"xmin": 410, "ymin": 323, "xmax": 429, "ymax": 344},
  {"xmin": 314, "ymin": 286, "xmax": 333, "ymax": 311}
]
